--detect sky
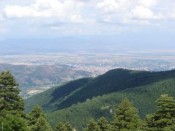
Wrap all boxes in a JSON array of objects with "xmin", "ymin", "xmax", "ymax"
[{"xmin": 0, "ymin": 0, "xmax": 175, "ymax": 51}]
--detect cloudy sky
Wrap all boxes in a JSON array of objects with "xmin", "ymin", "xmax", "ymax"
[{"xmin": 0, "ymin": 0, "xmax": 175, "ymax": 43}]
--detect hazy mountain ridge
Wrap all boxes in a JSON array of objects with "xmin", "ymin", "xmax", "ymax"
[
  {"xmin": 0, "ymin": 63, "xmax": 92, "ymax": 97},
  {"xmin": 0, "ymin": 37, "xmax": 119, "ymax": 54},
  {"xmin": 1, "ymin": 35, "xmax": 175, "ymax": 55}
]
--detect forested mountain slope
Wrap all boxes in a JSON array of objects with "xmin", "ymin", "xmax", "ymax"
[
  {"xmin": 25, "ymin": 68, "xmax": 175, "ymax": 130},
  {"xmin": 26, "ymin": 69, "xmax": 175, "ymax": 111}
]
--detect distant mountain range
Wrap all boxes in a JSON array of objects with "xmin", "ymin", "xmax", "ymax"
[
  {"xmin": 1, "ymin": 34, "xmax": 175, "ymax": 54},
  {"xmin": 0, "ymin": 63, "xmax": 92, "ymax": 96},
  {"xmin": 25, "ymin": 68, "xmax": 175, "ymax": 130},
  {"xmin": 0, "ymin": 37, "xmax": 123, "ymax": 54}
]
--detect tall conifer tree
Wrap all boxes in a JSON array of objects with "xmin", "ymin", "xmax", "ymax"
[
  {"xmin": 144, "ymin": 94, "xmax": 175, "ymax": 131},
  {"xmin": 0, "ymin": 71, "xmax": 27, "ymax": 131},
  {"xmin": 28, "ymin": 105, "xmax": 53, "ymax": 131},
  {"xmin": 112, "ymin": 98, "xmax": 141, "ymax": 131},
  {"xmin": 0, "ymin": 70, "xmax": 24, "ymax": 113},
  {"xmin": 97, "ymin": 117, "xmax": 111, "ymax": 131},
  {"xmin": 86, "ymin": 119, "xmax": 101, "ymax": 131}
]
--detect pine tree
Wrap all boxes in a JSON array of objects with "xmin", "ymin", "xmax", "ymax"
[
  {"xmin": 0, "ymin": 71, "xmax": 27, "ymax": 131},
  {"xmin": 33, "ymin": 116, "xmax": 53, "ymax": 131},
  {"xmin": 55, "ymin": 122, "xmax": 73, "ymax": 131},
  {"xmin": 0, "ymin": 113, "xmax": 29, "ymax": 131},
  {"xmin": 85, "ymin": 119, "xmax": 101, "ymax": 131},
  {"xmin": 28, "ymin": 105, "xmax": 53, "ymax": 131},
  {"xmin": 97, "ymin": 117, "xmax": 111, "ymax": 131},
  {"xmin": 0, "ymin": 70, "xmax": 24, "ymax": 113},
  {"xmin": 64, "ymin": 122, "xmax": 73, "ymax": 131},
  {"xmin": 55, "ymin": 122, "xmax": 67, "ymax": 131},
  {"xmin": 144, "ymin": 94, "xmax": 175, "ymax": 131},
  {"xmin": 112, "ymin": 98, "xmax": 141, "ymax": 131}
]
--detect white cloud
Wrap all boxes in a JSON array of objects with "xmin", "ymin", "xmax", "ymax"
[
  {"xmin": 131, "ymin": 6, "xmax": 161, "ymax": 20},
  {"xmin": 96, "ymin": 0, "xmax": 132, "ymax": 13},
  {"xmin": 4, "ymin": 5, "xmax": 40, "ymax": 18},
  {"xmin": 3, "ymin": 0, "xmax": 85, "ymax": 23},
  {"xmin": 2, "ymin": 0, "xmax": 169, "ymax": 24},
  {"xmin": 0, "ymin": 0, "xmax": 175, "ymax": 35},
  {"xmin": 97, "ymin": 0, "xmax": 120, "ymax": 13},
  {"xmin": 70, "ymin": 14, "xmax": 85, "ymax": 23},
  {"xmin": 96, "ymin": 0, "xmax": 164, "ymax": 24},
  {"xmin": 130, "ymin": 0, "xmax": 163, "ymax": 20}
]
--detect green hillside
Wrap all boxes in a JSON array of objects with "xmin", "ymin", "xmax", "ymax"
[
  {"xmin": 25, "ymin": 68, "xmax": 175, "ymax": 130},
  {"xmin": 25, "ymin": 78, "xmax": 91, "ymax": 112},
  {"xmin": 47, "ymin": 78, "xmax": 175, "ymax": 130}
]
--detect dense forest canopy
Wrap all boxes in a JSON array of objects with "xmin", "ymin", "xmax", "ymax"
[{"xmin": 1, "ymin": 70, "xmax": 175, "ymax": 131}]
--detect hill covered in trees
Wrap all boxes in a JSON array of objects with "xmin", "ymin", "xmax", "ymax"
[
  {"xmin": 1, "ymin": 69, "xmax": 175, "ymax": 130},
  {"xmin": 25, "ymin": 68, "xmax": 175, "ymax": 130}
]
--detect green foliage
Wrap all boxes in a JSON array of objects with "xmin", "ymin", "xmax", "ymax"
[
  {"xmin": 26, "ymin": 68, "xmax": 159, "ymax": 111},
  {"xmin": 0, "ymin": 71, "xmax": 27, "ymax": 131},
  {"xmin": 28, "ymin": 105, "xmax": 46, "ymax": 125},
  {"xmin": 1, "ymin": 69, "xmax": 175, "ymax": 131},
  {"xmin": 85, "ymin": 119, "xmax": 101, "ymax": 131},
  {"xmin": 97, "ymin": 117, "xmax": 111, "ymax": 131},
  {"xmin": 143, "ymin": 94, "xmax": 175, "ymax": 131},
  {"xmin": 25, "ymin": 78, "xmax": 91, "ymax": 112},
  {"xmin": 55, "ymin": 122, "xmax": 73, "ymax": 131},
  {"xmin": 0, "ymin": 113, "xmax": 28, "ymax": 131},
  {"xmin": 0, "ymin": 70, "xmax": 24, "ymax": 113},
  {"xmin": 25, "ymin": 69, "xmax": 175, "ymax": 130},
  {"xmin": 26, "ymin": 69, "xmax": 175, "ymax": 112},
  {"xmin": 27, "ymin": 105, "xmax": 53, "ymax": 131},
  {"xmin": 47, "ymin": 78, "xmax": 175, "ymax": 130},
  {"xmin": 111, "ymin": 98, "xmax": 141, "ymax": 131},
  {"xmin": 32, "ymin": 116, "xmax": 53, "ymax": 131},
  {"xmin": 55, "ymin": 122, "xmax": 67, "ymax": 131}
]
